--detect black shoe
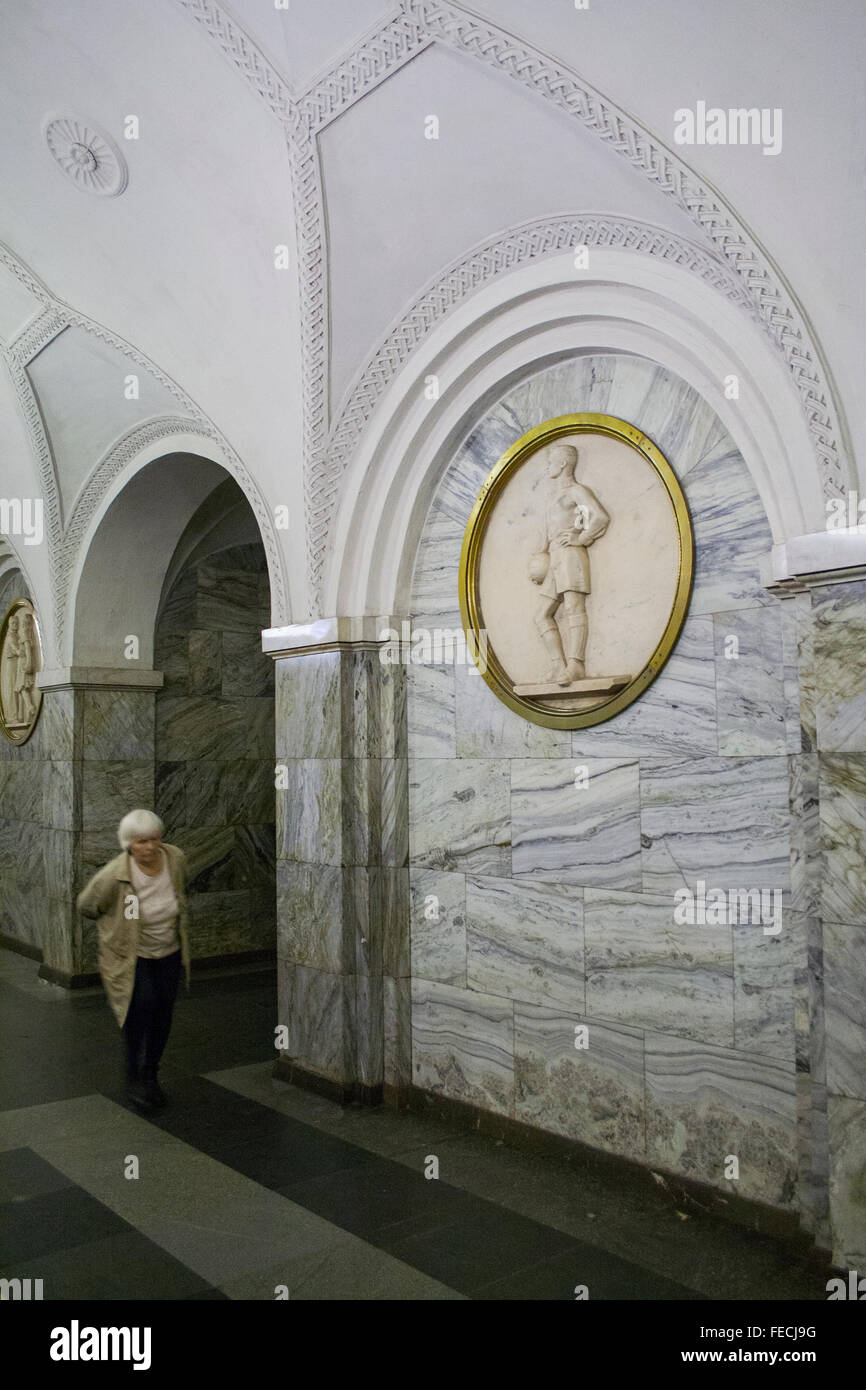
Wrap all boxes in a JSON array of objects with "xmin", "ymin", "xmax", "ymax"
[
  {"xmin": 126, "ymin": 1077, "xmax": 154, "ymax": 1111},
  {"xmin": 142, "ymin": 1077, "xmax": 166, "ymax": 1108}
]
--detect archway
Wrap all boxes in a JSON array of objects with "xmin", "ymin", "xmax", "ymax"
[{"xmin": 36, "ymin": 453, "xmax": 278, "ymax": 989}]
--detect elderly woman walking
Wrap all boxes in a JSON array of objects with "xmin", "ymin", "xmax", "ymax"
[{"xmin": 77, "ymin": 810, "xmax": 191, "ymax": 1111}]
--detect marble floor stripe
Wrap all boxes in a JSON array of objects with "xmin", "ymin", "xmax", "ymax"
[{"xmin": 0, "ymin": 1093, "xmax": 463, "ymax": 1301}]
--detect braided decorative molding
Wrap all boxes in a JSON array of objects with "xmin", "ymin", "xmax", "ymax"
[
  {"xmin": 312, "ymin": 213, "xmax": 759, "ymax": 591},
  {"xmin": 403, "ymin": 0, "xmax": 846, "ymax": 503},
  {"xmin": 165, "ymin": 2, "xmax": 851, "ymax": 608},
  {"xmin": 0, "ymin": 343, "xmax": 63, "ymax": 632},
  {"xmin": 285, "ymin": 125, "xmax": 328, "ymax": 606},
  {"xmin": 298, "ymin": 11, "xmax": 432, "ymax": 132},
  {"xmin": 7, "ymin": 308, "xmax": 68, "ymax": 366},
  {"xmin": 174, "ymin": 0, "xmax": 293, "ymax": 123},
  {"xmin": 0, "ymin": 242, "xmax": 289, "ymax": 649},
  {"xmin": 55, "ymin": 416, "xmax": 203, "ymax": 643}
]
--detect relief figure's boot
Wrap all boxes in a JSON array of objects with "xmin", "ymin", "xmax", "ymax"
[
  {"xmin": 560, "ymin": 614, "xmax": 588, "ymax": 684},
  {"xmin": 536, "ymin": 619, "xmax": 567, "ymax": 684}
]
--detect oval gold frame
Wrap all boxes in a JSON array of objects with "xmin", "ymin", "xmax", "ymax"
[
  {"xmin": 0, "ymin": 598, "xmax": 44, "ymax": 745},
  {"xmin": 458, "ymin": 413, "xmax": 694, "ymax": 729}
]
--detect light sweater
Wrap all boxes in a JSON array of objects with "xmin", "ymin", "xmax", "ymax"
[{"xmin": 128, "ymin": 852, "xmax": 180, "ymax": 958}]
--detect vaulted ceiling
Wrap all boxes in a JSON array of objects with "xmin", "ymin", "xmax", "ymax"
[{"xmin": 0, "ymin": 0, "xmax": 862, "ymax": 646}]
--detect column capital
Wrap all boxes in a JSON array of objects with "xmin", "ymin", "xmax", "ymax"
[
  {"xmin": 262, "ymin": 615, "xmax": 407, "ymax": 659},
  {"xmin": 36, "ymin": 667, "xmax": 164, "ymax": 691},
  {"xmin": 765, "ymin": 530, "xmax": 866, "ymax": 594}
]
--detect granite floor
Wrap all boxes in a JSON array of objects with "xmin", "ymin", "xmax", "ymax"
[{"xmin": 0, "ymin": 949, "xmax": 830, "ymax": 1301}]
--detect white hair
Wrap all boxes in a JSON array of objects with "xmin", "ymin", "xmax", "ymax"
[{"xmin": 118, "ymin": 809, "xmax": 164, "ymax": 849}]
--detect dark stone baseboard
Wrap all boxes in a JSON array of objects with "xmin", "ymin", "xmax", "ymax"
[
  {"xmin": 393, "ymin": 1083, "xmax": 833, "ymax": 1263},
  {"xmin": 192, "ymin": 948, "xmax": 276, "ymax": 975},
  {"xmin": 272, "ymin": 1053, "xmax": 383, "ymax": 1108},
  {"xmin": 3, "ymin": 942, "xmax": 276, "ymax": 992},
  {"xmin": 0, "ymin": 932, "xmax": 42, "ymax": 962},
  {"xmin": 37, "ymin": 962, "xmax": 101, "ymax": 989}
]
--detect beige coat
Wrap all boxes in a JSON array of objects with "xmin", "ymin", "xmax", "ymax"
[{"xmin": 76, "ymin": 843, "xmax": 191, "ymax": 1028}]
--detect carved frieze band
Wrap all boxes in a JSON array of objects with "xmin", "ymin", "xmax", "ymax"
[
  {"xmin": 403, "ymin": 0, "xmax": 845, "ymax": 502},
  {"xmin": 7, "ymin": 309, "xmax": 68, "ymax": 367},
  {"xmin": 171, "ymin": 0, "xmax": 849, "ymax": 605},
  {"xmin": 310, "ymin": 214, "xmax": 757, "ymax": 592},
  {"xmin": 297, "ymin": 12, "xmax": 433, "ymax": 132}
]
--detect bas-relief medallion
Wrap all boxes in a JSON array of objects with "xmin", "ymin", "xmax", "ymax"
[
  {"xmin": 459, "ymin": 414, "xmax": 694, "ymax": 729},
  {"xmin": 0, "ymin": 599, "xmax": 43, "ymax": 744}
]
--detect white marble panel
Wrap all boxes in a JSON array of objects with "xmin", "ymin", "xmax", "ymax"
[
  {"xmin": 409, "ymin": 518, "xmax": 463, "ymax": 619},
  {"xmin": 454, "ymin": 660, "xmax": 571, "ymax": 758},
  {"xmin": 819, "ymin": 753, "xmax": 866, "ymax": 924},
  {"xmin": 466, "ymin": 875, "xmax": 585, "ymax": 1010},
  {"xmin": 277, "ymin": 759, "xmax": 344, "ymax": 866},
  {"xmin": 779, "ymin": 595, "xmax": 806, "ymax": 754},
  {"xmin": 813, "ymin": 579, "xmax": 866, "ymax": 753},
  {"xmin": 623, "ymin": 367, "xmax": 720, "ymax": 476},
  {"xmin": 714, "ymin": 607, "xmax": 786, "ymax": 755},
  {"xmin": 512, "ymin": 758, "xmax": 641, "ymax": 888},
  {"xmin": 584, "ymin": 888, "xmax": 733, "ymax": 1045},
  {"xmin": 514, "ymin": 1002, "xmax": 645, "ymax": 1160},
  {"xmin": 406, "ymin": 662, "xmax": 456, "ymax": 757},
  {"xmin": 824, "ymin": 921, "xmax": 866, "ymax": 1101},
  {"xmin": 409, "ymin": 868, "xmax": 467, "ymax": 986},
  {"xmin": 828, "ymin": 1096, "xmax": 866, "ymax": 1268},
  {"xmin": 411, "ymin": 978, "xmax": 513, "ymax": 1114},
  {"xmin": 684, "ymin": 447, "xmax": 774, "ymax": 616},
  {"xmin": 408, "ymin": 758, "xmax": 510, "ymax": 876},
  {"xmin": 645, "ymin": 1032, "xmax": 797, "ymax": 1207},
  {"xmin": 640, "ymin": 755, "xmax": 790, "ymax": 893},
  {"xmin": 732, "ymin": 923, "xmax": 795, "ymax": 1061},
  {"xmin": 571, "ymin": 613, "xmax": 716, "ymax": 759}
]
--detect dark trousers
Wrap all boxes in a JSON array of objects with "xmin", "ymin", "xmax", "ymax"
[{"xmin": 122, "ymin": 951, "xmax": 182, "ymax": 1082}]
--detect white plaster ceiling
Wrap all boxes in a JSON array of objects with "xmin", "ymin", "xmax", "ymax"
[
  {"xmin": 27, "ymin": 327, "xmax": 181, "ymax": 519},
  {"xmin": 0, "ymin": 264, "xmax": 42, "ymax": 344},
  {"xmin": 0, "ymin": 0, "xmax": 299, "ymax": 521},
  {"xmin": 320, "ymin": 40, "xmax": 700, "ymax": 408},
  {"xmin": 464, "ymin": 0, "xmax": 866, "ymax": 476},
  {"xmin": 0, "ymin": 0, "xmax": 862, "ymax": 635},
  {"xmin": 224, "ymin": 0, "xmax": 397, "ymax": 92}
]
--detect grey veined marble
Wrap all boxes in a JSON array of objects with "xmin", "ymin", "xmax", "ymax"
[
  {"xmin": 645, "ymin": 1032, "xmax": 797, "ymax": 1207},
  {"xmin": 407, "ymin": 663, "xmax": 456, "ymax": 758},
  {"xmin": 819, "ymin": 753, "xmax": 866, "ymax": 924},
  {"xmin": 411, "ymin": 978, "xmax": 513, "ymax": 1115},
  {"xmin": 824, "ymin": 920, "xmax": 866, "ymax": 1101},
  {"xmin": 514, "ymin": 1002, "xmax": 646, "ymax": 1160},
  {"xmin": 454, "ymin": 661, "xmax": 572, "ymax": 759},
  {"xmin": 408, "ymin": 758, "xmax": 510, "ymax": 876},
  {"xmin": 640, "ymin": 755, "xmax": 789, "ymax": 893},
  {"xmin": 512, "ymin": 758, "xmax": 641, "ymax": 889},
  {"xmin": 685, "ymin": 446, "xmax": 774, "ymax": 616},
  {"xmin": 813, "ymin": 579, "xmax": 866, "ymax": 753},
  {"xmin": 466, "ymin": 875, "xmax": 585, "ymax": 1011},
  {"xmin": 828, "ymin": 1096, "xmax": 866, "ymax": 1267},
  {"xmin": 410, "ymin": 868, "xmax": 467, "ymax": 987},
  {"xmin": 571, "ymin": 613, "xmax": 716, "ymax": 760},
  {"xmin": 583, "ymin": 888, "xmax": 733, "ymax": 1046},
  {"xmin": 713, "ymin": 607, "xmax": 786, "ymax": 755}
]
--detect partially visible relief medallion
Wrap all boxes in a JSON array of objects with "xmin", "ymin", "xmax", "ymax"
[{"xmin": 0, "ymin": 600, "xmax": 44, "ymax": 744}]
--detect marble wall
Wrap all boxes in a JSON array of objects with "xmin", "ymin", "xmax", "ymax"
[
  {"xmin": 406, "ymin": 353, "xmax": 866, "ymax": 1266},
  {"xmin": 154, "ymin": 542, "xmax": 275, "ymax": 960},
  {"xmin": 0, "ymin": 570, "xmax": 75, "ymax": 966},
  {"xmin": 273, "ymin": 644, "xmax": 409, "ymax": 1098}
]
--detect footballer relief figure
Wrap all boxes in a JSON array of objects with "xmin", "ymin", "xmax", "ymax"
[{"xmin": 528, "ymin": 442, "xmax": 610, "ymax": 685}]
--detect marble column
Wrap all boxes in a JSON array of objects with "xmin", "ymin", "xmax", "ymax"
[
  {"xmin": 775, "ymin": 575, "xmax": 866, "ymax": 1269},
  {"xmin": 266, "ymin": 619, "xmax": 409, "ymax": 1104},
  {"xmin": 34, "ymin": 668, "xmax": 161, "ymax": 988}
]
